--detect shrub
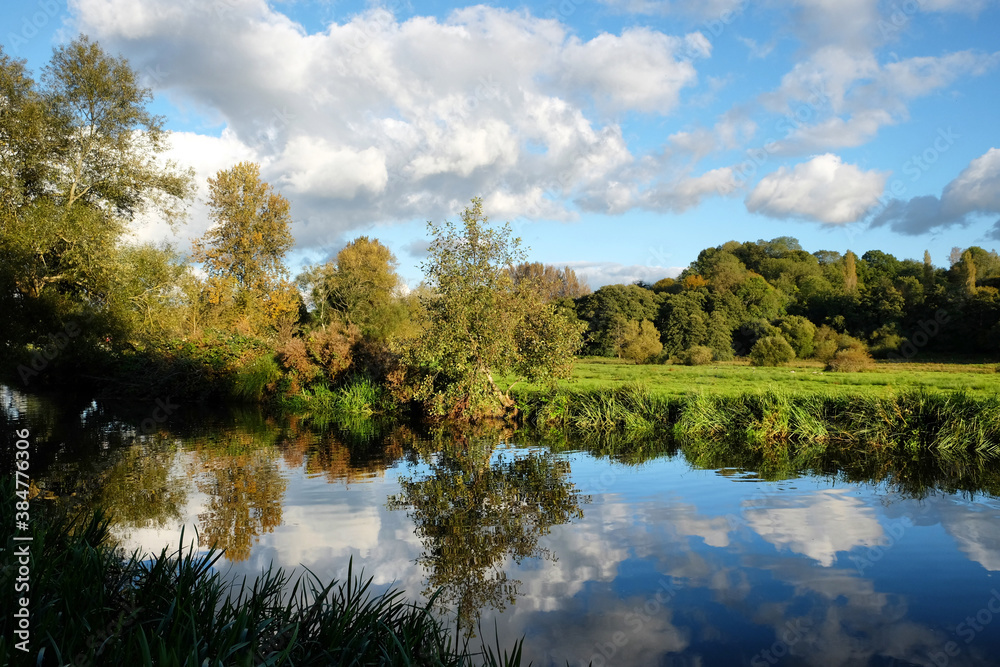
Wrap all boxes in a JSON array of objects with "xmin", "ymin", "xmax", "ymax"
[
  {"xmin": 749, "ymin": 335, "xmax": 796, "ymax": 367},
  {"xmin": 232, "ymin": 354, "xmax": 282, "ymax": 401},
  {"xmin": 775, "ymin": 315, "xmax": 816, "ymax": 359},
  {"xmin": 813, "ymin": 325, "xmax": 867, "ymax": 362},
  {"xmin": 621, "ymin": 319, "xmax": 663, "ymax": 364},
  {"xmin": 682, "ymin": 345, "xmax": 714, "ymax": 366},
  {"xmin": 826, "ymin": 348, "xmax": 875, "ymax": 372}
]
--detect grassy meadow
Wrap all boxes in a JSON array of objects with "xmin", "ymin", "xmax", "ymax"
[
  {"xmin": 505, "ymin": 358, "xmax": 1000, "ymax": 454},
  {"xmin": 514, "ymin": 357, "xmax": 1000, "ymax": 398}
]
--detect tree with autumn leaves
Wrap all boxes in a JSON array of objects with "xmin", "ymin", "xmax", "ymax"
[{"xmin": 193, "ymin": 161, "xmax": 300, "ymax": 335}]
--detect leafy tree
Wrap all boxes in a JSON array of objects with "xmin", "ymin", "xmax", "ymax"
[
  {"xmin": 620, "ymin": 319, "xmax": 662, "ymax": 363},
  {"xmin": 0, "ymin": 38, "xmax": 193, "ymax": 348},
  {"xmin": 659, "ymin": 291, "xmax": 708, "ymax": 355},
  {"xmin": 575, "ymin": 283, "xmax": 662, "ymax": 356},
  {"xmin": 300, "ymin": 236, "xmax": 408, "ymax": 339},
  {"xmin": 193, "ymin": 162, "xmax": 297, "ymax": 332},
  {"xmin": 775, "ymin": 315, "xmax": 816, "ymax": 359},
  {"xmin": 844, "ymin": 250, "xmax": 859, "ymax": 293},
  {"xmin": 735, "ymin": 274, "xmax": 784, "ymax": 320},
  {"xmin": 412, "ymin": 198, "xmax": 584, "ymax": 417},
  {"xmin": 510, "ymin": 262, "xmax": 590, "ymax": 301},
  {"xmin": 749, "ymin": 335, "xmax": 795, "ymax": 366},
  {"xmin": 705, "ymin": 310, "xmax": 735, "ymax": 360}
]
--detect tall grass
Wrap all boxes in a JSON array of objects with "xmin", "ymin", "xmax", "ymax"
[
  {"xmin": 513, "ymin": 384, "xmax": 1000, "ymax": 457},
  {"xmin": 232, "ymin": 354, "xmax": 282, "ymax": 402},
  {"xmin": 0, "ymin": 480, "xmax": 525, "ymax": 666}
]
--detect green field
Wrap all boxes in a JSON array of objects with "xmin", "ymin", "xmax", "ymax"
[{"xmin": 540, "ymin": 357, "xmax": 1000, "ymax": 398}]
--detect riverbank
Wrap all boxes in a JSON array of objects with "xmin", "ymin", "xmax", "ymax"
[
  {"xmin": 512, "ymin": 382, "xmax": 1000, "ymax": 456},
  {"xmin": 0, "ymin": 478, "xmax": 524, "ymax": 666}
]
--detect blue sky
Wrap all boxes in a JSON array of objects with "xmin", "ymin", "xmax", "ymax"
[{"xmin": 5, "ymin": 0, "xmax": 1000, "ymax": 287}]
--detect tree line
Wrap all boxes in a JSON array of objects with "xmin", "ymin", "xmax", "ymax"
[
  {"xmin": 571, "ymin": 238, "xmax": 999, "ymax": 367},
  {"xmin": 3, "ymin": 37, "xmax": 998, "ymax": 420}
]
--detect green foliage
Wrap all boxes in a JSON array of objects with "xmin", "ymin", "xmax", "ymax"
[
  {"xmin": 620, "ymin": 319, "xmax": 663, "ymax": 363},
  {"xmin": 409, "ymin": 197, "xmax": 584, "ymax": 417},
  {"xmin": 0, "ymin": 38, "xmax": 193, "ymax": 351},
  {"xmin": 299, "ymin": 236, "xmax": 410, "ymax": 339},
  {"xmin": 775, "ymin": 315, "xmax": 816, "ymax": 359},
  {"xmin": 826, "ymin": 348, "xmax": 875, "ymax": 373},
  {"xmin": 682, "ymin": 345, "xmax": 715, "ymax": 366},
  {"xmin": 659, "ymin": 291, "xmax": 709, "ymax": 355},
  {"xmin": 749, "ymin": 335, "xmax": 796, "ymax": 366},
  {"xmin": 576, "ymin": 283, "xmax": 663, "ymax": 356},
  {"xmin": 233, "ymin": 353, "xmax": 282, "ymax": 401}
]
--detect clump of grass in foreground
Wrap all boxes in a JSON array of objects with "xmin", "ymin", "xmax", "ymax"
[{"xmin": 0, "ymin": 482, "xmax": 524, "ymax": 667}]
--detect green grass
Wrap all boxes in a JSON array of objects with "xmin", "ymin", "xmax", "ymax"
[
  {"xmin": 508, "ymin": 357, "xmax": 1000, "ymax": 398},
  {"xmin": 0, "ymin": 480, "xmax": 525, "ymax": 667},
  {"xmin": 508, "ymin": 358, "xmax": 1000, "ymax": 455}
]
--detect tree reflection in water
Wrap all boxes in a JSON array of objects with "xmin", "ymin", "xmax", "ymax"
[{"xmin": 387, "ymin": 428, "xmax": 588, "ymax": 634}]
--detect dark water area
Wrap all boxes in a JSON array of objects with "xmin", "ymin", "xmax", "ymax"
[{"xmin": 4, "ymin": 386, "xmax": 1000, "ymax": 667}]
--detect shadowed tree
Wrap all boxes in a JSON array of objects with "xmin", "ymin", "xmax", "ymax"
[{"xmin": 0, "ymin": 38, "xmax": 193, "ymax": 347}]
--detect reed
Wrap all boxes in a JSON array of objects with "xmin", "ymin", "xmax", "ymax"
[
  {"xmin": 0, "ymin": 480, "xmax": 524, "ymax": 666},
  {"xmin": 515, "ymin": 385, "xmax": 1000, "ymax": 456}
]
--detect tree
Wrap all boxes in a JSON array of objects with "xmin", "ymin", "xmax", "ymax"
[
  {"xmin": 412, "ymin": 198, "xmax": 584, "ymax": 417},
  {"xmin": 0, "ymin": 38, "xmax": 194, "ymax": 347},
  {"xmin": 509, "ymin": 262, "xmax": 590, "ymax": 301},
  {"xmin": 620, "ymin": 319, "xmax": 662, "ymax": 363},
  {"xmin": 301, "ymin": 236, "xmax": 408, "ymax": 339},
  {"xmin": 844, "ymin": 250, "xmax": 859, "ymax": 293},
  {"xmin": 193, "ymin": 162, "xmax": 297, "ymax": 331},
  {"xmin": 749, "ymin": 335, "xmax": 795, "ymax": 366},
  {"xmin": 575, "ymin": 284, "xmax": 663, "ymax": 356}
]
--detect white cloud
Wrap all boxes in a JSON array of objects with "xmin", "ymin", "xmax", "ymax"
[
  {"xmin": 743, "ymin": 489, "xmax": 884, "ymax": 567},
  {"xmin": 871, "ymin": 148, "xmax": 1000, "ymax": 235},
  {"xmin": 71, "ymin": 0, "xmax": 713, "ymax": 249},
  {"xmin": 559, "ymin": 28, "xmax": 705, "ymax": 114},
  {"xmin": 759, "ymin": 39, "xmax": 997, "ymax": 154},
  {"xmin": 745, "ymin": 154, "xmax": 887, "ymax": 224},
  {"xmin": 642, "ymin": 167, "xmax": 740, "ymax": 212},
  {"xmin": 564, "ymin": 261, "xmax": 683, "ymax": 288}
]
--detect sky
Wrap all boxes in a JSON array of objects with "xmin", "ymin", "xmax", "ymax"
[{"xmin": 4, "ymin": 0, "xmax": 1000, "ymax": 288}]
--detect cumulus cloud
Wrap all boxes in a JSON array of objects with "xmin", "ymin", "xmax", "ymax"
[
  {"xmin": 762, "ymin": 46, "xmax": 997, "ymax": 154},
  {"xmin": 70, "ymin": 0, "xmax": 714, "ymax": 249},
  {"xmin": 871, "ymin": 148, "xmax": 1000, "ymax": 235},
  {"xmin": 642, "ymin": 167, "xmax": 741, "ymax": 212},
  {"xmin": 745, "ymin": 154, "xmax": 887, "ymax": 224},
  {"xmin": 563, "ymin": 261, "xmax": 683, "ymax": 288}
]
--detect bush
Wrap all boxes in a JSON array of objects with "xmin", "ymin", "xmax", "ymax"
[
  {"xmin": 233, "ymin": 354, "xmax": 282, "ymax": 400},
  {"xmin": 813, "ymin": 325, "xmax": 867, "ymax": 362},
  {"xmin": 621, "ymin": 319, "xmax": 663, "ymax": 364},
  {"xmin": 826, "ymin": 348, "xmax": 875, "ymax": 372},
  {"xmin": 749, "ymin": 335, "xmax": 796, "ymax": 367},
  {"xmin": 682, "ymin": 345, "xmax": 714, "ymax": 366}
]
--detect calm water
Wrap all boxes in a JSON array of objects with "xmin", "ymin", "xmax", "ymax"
[{"xmin": 5, "ymin": 386, "xmax": 1000, "ymax": 667}]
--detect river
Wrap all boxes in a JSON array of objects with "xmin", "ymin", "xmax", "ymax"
[{"xmin": 5, "ymin": 386, "xmax": 1000, "ymax": 666}]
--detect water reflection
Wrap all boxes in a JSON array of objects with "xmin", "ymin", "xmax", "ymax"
[
  {"xmin": 6, "ymin": 386, "xmax": 1000, "ymax": 666},
  {"xmin": 386, "ymin": 429, "xmax": 588, "ymax": 632}
]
